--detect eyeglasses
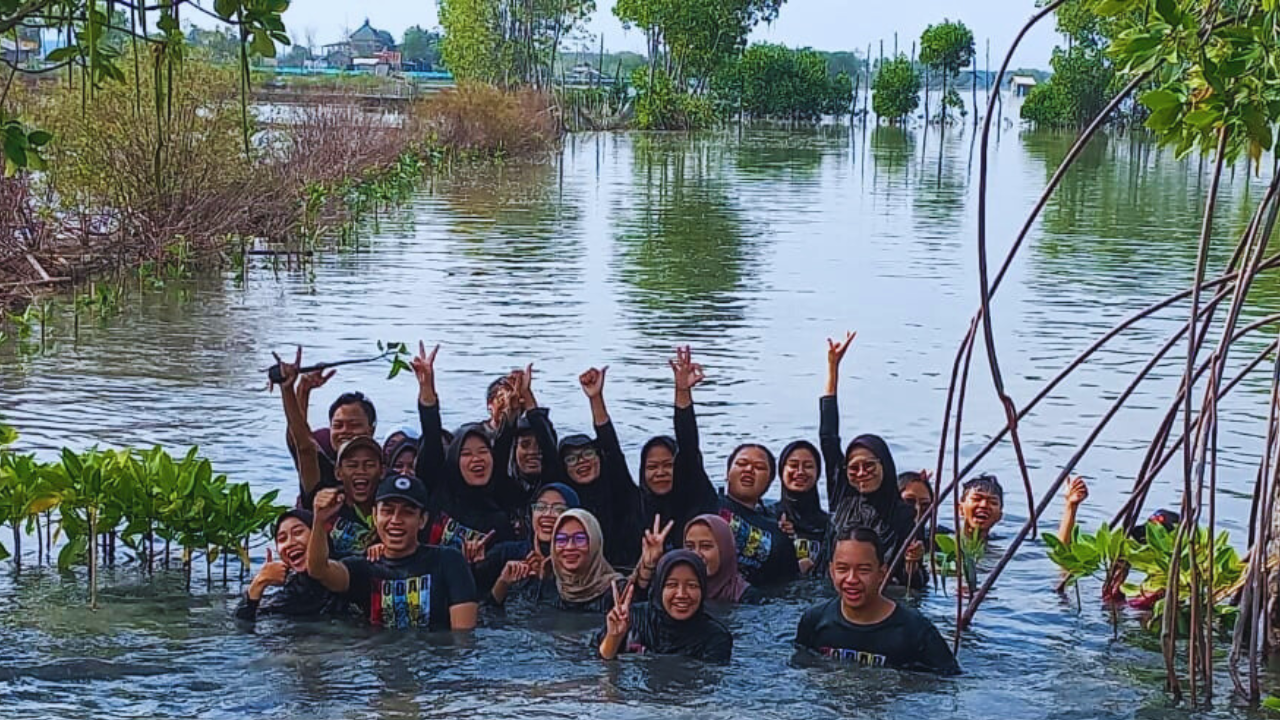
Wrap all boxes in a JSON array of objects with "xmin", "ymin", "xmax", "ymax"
[
  {"xmin": 564, "ymin": 448, "xmax": 599, "ymax": 466},
  {"xmin": 847, "ymin": 460, "xmax": 881, "ymax": 476},
  {"xmin": 553, "ymin": 531, "xmax": 590, "ymax": 549},
  {"xmin": 531, "ymin": 502, "xmax": 568, "ymax": 515}
]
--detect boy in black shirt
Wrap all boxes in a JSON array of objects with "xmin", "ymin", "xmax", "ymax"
[
  {"xmin": 796, "ymin": 527, "xmax": 959, "ymax": 675},
  {"xmin": 307, "ymin": 473, "xmax": 479, "ymax": 630}
]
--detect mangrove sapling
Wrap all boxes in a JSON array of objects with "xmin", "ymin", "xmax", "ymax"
[
  {"xmin": 1044, "ymin": 523, "xmax": 1127, "ymax": 615},
  {"xmin": 264, "ymin": 344, "xmax": 405, "ymax": 386}
]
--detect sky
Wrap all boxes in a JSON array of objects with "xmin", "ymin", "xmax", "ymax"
[{"xmin": 194, "ymin": 0, "xmax": 1063, "ymax": 70}]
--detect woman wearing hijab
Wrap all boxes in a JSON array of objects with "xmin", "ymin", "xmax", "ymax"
[
  {"xmin": 556, "ymin": 367, "xmax": 642, "ymax": 568},
  {"xmin": 235, "ymin": 509, "xmax": 350, "ymax": 622},
  {"xmin": 493, "ymin": 508, "xmax": 625, "ymax": 612},
  {"xmin": 638, "ymin": 347, "xmax": 719, "ymax": 552},
  {"xmin": 488, "ymin": 483, "xmax": 580, "ymax": 606},
  {"xmin": 820, "ymin": 333, "xmax": 924, "ymax": 587},
  {"xmin": 768, "ymin": 440, "xmax": 829, "ymax": 574},
  {"xmin": 597, "ymin": 550, "xmax": 733, "ymax": 664},
  {"xmin": 682, "ymin": 514, "xmax": 760, "ymax": 604}
]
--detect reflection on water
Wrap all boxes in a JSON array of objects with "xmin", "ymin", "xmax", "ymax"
[{"xmin": 1, "ymin": 124, "xmax": 1277, "ymax": 719}]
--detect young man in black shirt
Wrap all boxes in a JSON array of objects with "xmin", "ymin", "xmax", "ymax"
[
  {"xmin": 796, "ymin": 527, "xmax": 959, "ymax": 675},
  {"xmin": 307, "ymin": 473, "xmax": 479, "ymax": 630}
]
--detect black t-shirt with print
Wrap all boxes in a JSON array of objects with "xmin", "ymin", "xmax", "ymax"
[
  {"xmin": 234, "ymin": 572, "xmax": 351, "ymax": 622},
  {"xmin": 341, "ymin": 545, "xmax": 478, "ymax": 630},
  {"xmin": 326, "ymin": 503, "xmax": 375, "ymax": 559},
  {"xmin": 795, "ymin": 598, "xmax": 960, "ymax": 675},
  {"xmin": 718, "ymin": 495, "xmax": 799, "ymax": 586}
]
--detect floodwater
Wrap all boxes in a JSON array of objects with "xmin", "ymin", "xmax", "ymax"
[{"xmin": 1, "ymin": 123, "xmax": 1278, "ymax": 718}]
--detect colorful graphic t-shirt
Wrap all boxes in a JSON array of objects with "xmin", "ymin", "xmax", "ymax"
[
  {"xmin": 794, "ymin": 598, "xmax": 960, "ymax": 675},
  {"xmin": 718, "ymin": 496, "xmax": 799, "ymax": 586},
  {"xmin": 341, "ymin": 545, "xmax": 478, "ymax": 630},
  {"xmin": 328, "ymin": 505, "xmax": 374, "ymax": 559},
  {"xmin": 427, "ymin": 512, "xmax": 490, "ymax": 552}
]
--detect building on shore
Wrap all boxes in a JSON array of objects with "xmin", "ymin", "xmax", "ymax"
[{"xmin": 320, "ymin": 19, "xmax": 399, "ymax": 72}]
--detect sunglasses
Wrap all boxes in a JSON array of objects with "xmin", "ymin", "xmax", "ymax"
[
  {"xmin": 847, "ymin": 460, "xmax": 881, "ymax": 476},
  {"xmin": 531, "ymin": 502, "xmax": 568, "ymax": 515},
  {"xmin": 553, "ymin": 531, "xmax": 590, "ymax": 549},
  {"xmin": 564, "ymin": 448, "xmax": 599, "ymax": 465}
]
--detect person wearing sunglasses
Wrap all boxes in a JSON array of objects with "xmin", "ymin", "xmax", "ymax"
[
  {"xmin": 487, "ymin": 483, "xmax": 581, "ymax": 607},
  {"xmin": 554, "ymin": 367, "xmax": 642, "ymax": 568},
  {"xmin": 819, "ymin": 332, "xmax": 924, "ymax": 588}
]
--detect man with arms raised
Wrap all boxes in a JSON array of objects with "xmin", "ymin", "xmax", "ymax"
[{"xmin": 307, "ymin": 472, "xmax": 479, "ymax": 630}]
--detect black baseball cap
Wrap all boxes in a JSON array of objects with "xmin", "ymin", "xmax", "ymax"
[{"xmin": 375, "ymin": 473, "xmax": 429, "ymax": 510}]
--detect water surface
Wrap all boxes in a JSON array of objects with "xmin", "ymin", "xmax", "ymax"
[{"xmin": 1, "ymin": 123, "xmax": 1276, "ymax": 719}]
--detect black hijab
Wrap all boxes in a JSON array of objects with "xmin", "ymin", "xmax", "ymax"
[
  {"xmin": 828, "ymin": 434, "xmax": 913, "ymax": 561},
  {"xmin": 437, "ymin": 424, "xmax": 516, "ymax": 543},
  {"xmin": 631, "ymin": 550, "xmax": 732, "ymax": 663},
  {"xmin": 638, "ymin": 435, "xmax": 703, "ymax": 548},
  {"xmin": 777, "ymin": 440, "xmax": 828, "ymax": 537}
]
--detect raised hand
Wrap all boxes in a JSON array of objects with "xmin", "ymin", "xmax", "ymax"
[
  {"xmin": 669, "ymin": 346, "xmax": 706, "ymax": 392},
  {"xmin": 827, "ymin": 331, "xmax": 856, "ymax": 368},
  {"xmin": 248, "ymin": 548, "xmax": 289, "ymax": 600},
  {"xmin": 525, "ymin": 546, "xmax": 549, "ymax": 577},
  {"xmin": 579, "ymin": 366, "xmax": 608, "ymax": 399},
  {"xmin": 605, "ymin": 581, "xmax": 635, "ymax": 639},
  {"xmin": 365, "ymin": 543, "xmax": 386, "ymax": 562},
  {"xmin": 904, "ymin": 540, "xmax": 925, "ymax": 564},
  {"xmin": 1065, "ymin": 476, "xmax": 1089, "ymax": 507},
  {"xmin": 271, "ymin": 346, "xmax": 304, "ymax": 390},
  {"xmin": 463, "ymin": 530, "xmax": 496, "ymax": 565},
  {"xmin": 511, "ymin": 363, "xmax": 536, "ymax": 410},
  {"xmin": 412, "ymin": 341, "xmax": 440, "ymax": 405},
  {"xmin": 313, "ymin": 487, "xmax": 344, "ymax": 524},
  {"xmin": 298, "ymin": 367, "xmax": 336, "ymax": 394},
  {"xmin": 639, "ymin": 515, "xmax": 675, "ymax": 570}
]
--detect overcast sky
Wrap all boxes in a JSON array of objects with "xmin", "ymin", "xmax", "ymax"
[{"xmin": 208, "ymin": 0, "xmax": 1062, "ymax": 69}]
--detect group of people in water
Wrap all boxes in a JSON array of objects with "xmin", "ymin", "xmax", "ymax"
[{"xmin": 240, "ymin": 334, "xmax": 1110, "ymax": 675}]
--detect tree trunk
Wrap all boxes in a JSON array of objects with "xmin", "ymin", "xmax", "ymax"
[{"xmin": 11, "ymin": 523, "xmax": 19, "ymax": 574}]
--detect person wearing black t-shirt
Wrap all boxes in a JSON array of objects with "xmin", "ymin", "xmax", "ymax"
[
  {"xmin": 235, "ymin": 509, "xmax": 349, "ymax": 622},
  {"xmin": 307, "ymin": 473, "xmax": 479, "ymax": 631},
  {"xmin": 795, "ymin": 527, "xmax": 959, "ymax": 675}
]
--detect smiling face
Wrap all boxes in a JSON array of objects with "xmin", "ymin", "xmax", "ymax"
[
  {"xmin": 374, "ymin": 499, "xmax": 426, "ymax": 556},
  {"xmin": 274, "ymin": 517, "xmax": 310, "ymax": 572},
  {"xmin": 661, "ymin": 563, "xmax": 703, "ymax": 621},
  {"xmin": 563, "ymin": 446, "xmax": 601, "ymax": 486},
  {"xmin": 392, "ymin": 447, "xmax": 416, "ymax": 477},
  {"xmin": 782, "ymin": 447, "xmax": 819, "ymax": 494},
  {"xmin": 532, "ymin": 488, "xmax": 568, "ymax": 543},
  {"xmin": 337, "ymin": 446, "xmax": 382, "ymax": 505},
  {"xmin": 900, "ymin": 480, "xmax": 933, "ymax": 521},
  {"xmin": 515, "ymin": 433, "xmax": 542, "ymax": 476},
  {"xmin": 644, "ymin": 444, "xmax": 675, "ymax": 495},
  {"xmin": 845, "ymin": 447, "xmax": 884, "ymax": 495},
  {"xmin": 330, "ymin": 403, "xmax": 373, "ymax": 449},
  {"xmin": 727, "ymin": 447, "xmax": 772, "ymax": 505},
  {"xmin": 553, "ymin": 517, "xmax": 589, "ymax": 573},
  {"xmin": 459, "ymin": 434, "xmax": 493, "ymax": 486},
  {"xmin": 683, "ymin": 522, "xmax": 720, "ymax": 576},
  {"xmin": 961, "ymin": 488, "xmax": 1004, "ymax": 532},
  {"xmin": 829, "ymin": 538, "xmax": 886, "ymax": 612}
]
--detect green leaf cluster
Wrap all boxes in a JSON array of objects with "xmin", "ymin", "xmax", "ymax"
[
  {"xmin": 872, "ymin": 55, "xmax": 921, "ymax": 124},
  {"xmin": 933, "ymin": 529, "xmax": 987, "ymax": 591},
  {"xmin": 712, "ymin": 43, "xmax": 854, "ymax": 121},
  {"xmin": 919, "ymin": 20, "xmax": 976, "ymax": 77},
  {"xmin": 1044, "ymin": 522, "xmax": 1127, "ymax": 588},
  {"xmin": 0, "ymin": 443, "xmax": 283, "ymax": 577}
]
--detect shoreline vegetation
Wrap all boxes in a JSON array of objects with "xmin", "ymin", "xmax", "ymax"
[{"xmin": 0, "ymin": 70, "xmax": 563, "ymax": 311}]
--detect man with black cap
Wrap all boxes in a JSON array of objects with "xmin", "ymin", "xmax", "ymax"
[{"xmin": 307, "ymin": 473, "xmax": 479, "ymax": 630}]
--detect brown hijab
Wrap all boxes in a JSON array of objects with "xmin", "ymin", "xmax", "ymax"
[
  {"xmin": 685, "ymin": 514, "xmax": 751, "ymax": 603},
  {"xmin": 551, "ymin": 509, "xmax": 622, "ymax": 603}
]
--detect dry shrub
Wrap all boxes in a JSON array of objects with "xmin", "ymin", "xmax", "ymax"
[
  {"xmin": 2, "ymin": 63, "xmax": 418, "ymax": 290},
  {"xmin": 418, "ymin": 82, "xmax": 561, "ymax": 157}
]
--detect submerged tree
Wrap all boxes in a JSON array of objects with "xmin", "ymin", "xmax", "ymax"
[
  {"xmin": 712, "ymin": 43, "xmax": 852, "ymax": 121},
  {"xmin": 439, "ymin": 0, "xmax": 595, "ymax": 87},
  {"xmin": 919, "ymin": 19, "xmax": 975, "ymax": 126},
  {"xmin": 871, "ymin": 55, "xmax": 921, "ymax": 124}
]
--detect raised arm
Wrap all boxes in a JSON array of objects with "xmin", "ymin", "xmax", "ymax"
[
  {"xmin": 412, "ymin": 342, "xmax": 447, "ymax": 487},
  {"xmin": 1056, "ymin": 476, "xmax": 1089, "ymax": 545},
  {"xmin": 514, "ymin": 364, "xmax": 564, "ymax": 484},
  {"xmin": 821, "ymin": 332, "xmax": 856, "ymax": 505},
  {"xmin": 670, "ymin": 346, "xmax": 717, "ymax": 510},
  {"xmin": 276, "ymin": 348, "xmax": 324, "ymax": 497},
  {"xmin": 306, "ymin": 488, "xmax": 351, "ymax": 593}
]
